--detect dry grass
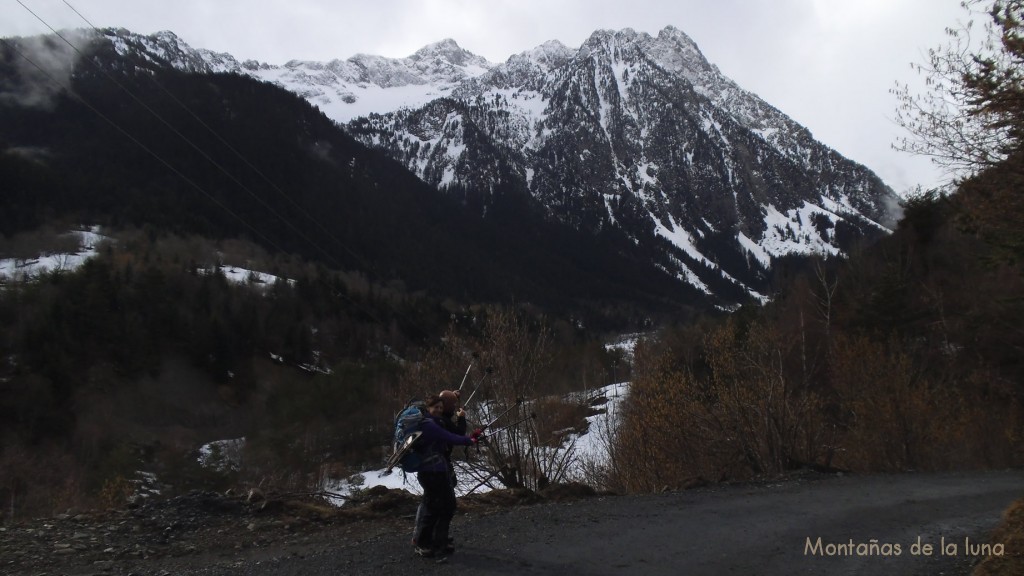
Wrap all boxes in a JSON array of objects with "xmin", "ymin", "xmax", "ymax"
[
  {"xmin": 531, "ymin": 395, "xmax": 593, "ymax": 447},
  {"xmin": 972, "ymin": 498, "xmax": 1024, "ymax": 576}
]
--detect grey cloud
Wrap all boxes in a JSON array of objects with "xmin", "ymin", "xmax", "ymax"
[{"xmin": 1, "ymin": 29, "xmax": 96, "ymax": 109}]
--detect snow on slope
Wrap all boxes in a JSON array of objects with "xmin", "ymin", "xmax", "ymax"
[
  {"xmin": 0, "ymin": 226, "xmax": 292, "ymax": 290},
  {"xmin": 0, "ymin": 226, "xmax": 105, "ymax": 283}
]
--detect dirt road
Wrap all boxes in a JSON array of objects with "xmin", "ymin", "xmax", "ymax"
[
  {"xmin": 158, "ymin": 469, "xmax": 1021, "ymax": 576},
  {"xmin": 16, "ymin": 469, "xmax": 1017, "ymax": 576}
]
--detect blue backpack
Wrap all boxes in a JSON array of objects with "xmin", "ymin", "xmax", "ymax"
[{"xmin": 385, "ymin": 401, "xmax": 427, "ymax": 473}]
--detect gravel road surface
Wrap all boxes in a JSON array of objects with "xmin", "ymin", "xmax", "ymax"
[{"xmin": 168, "ymin": 469, "xmax": 1022, "ymax": 576}]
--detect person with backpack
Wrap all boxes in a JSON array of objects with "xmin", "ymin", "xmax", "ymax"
[
  {"xmin": 411, "ymin": 394, "xmax": 483, "ymax": 558},
  {"xmin": 413, "ymin": 389, "xmax": 468, "ymax": 551}
]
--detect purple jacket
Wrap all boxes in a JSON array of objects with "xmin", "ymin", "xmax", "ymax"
[{"xmin": 417, "ymin": 416, "xmax": 473, "ymax": 472}]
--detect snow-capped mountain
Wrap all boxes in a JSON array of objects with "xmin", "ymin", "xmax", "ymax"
[
  {"xmin": 98, "ymin": 27, "xmax": 898, "ymax": 305},
  {"xmin": 347, "ymin": 27, "xmax": 897, "ymax": 302},
  {"xmin": 105, "ymin": 29, "xmax": 494, "ymax": 122}
]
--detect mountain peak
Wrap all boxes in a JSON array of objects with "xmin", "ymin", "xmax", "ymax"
[
  {"xmin": 515, "ymin": 39, "xmax": 574, "ymax": 69},
  {"xmin": 657, "ymin": 25, "xmax": 694, "ymax": 43},
  {"xmin": 575, "ymin": 26, "xmax": 710, "ymax": 73},
  {"xmin": 417, "ymin": 37, "xmax": 461, "ymax": 51},
  {"xmin": 148, "ymin": 30, "xmax": 177, "ymax": 43},
  {"xmin": 581, "ymin": 27, "xmax": 641, "ymax": 49},
  {"xmin": 411, "ymin": 38, "xmax": 485, "ymax": 67},
  {"xmin": 654, "ymin": 25, "xmax": 708, "ymax": 66},
  {"xmin": 104, "ymin": 28, "xmax": 226, "ymax": 74}
]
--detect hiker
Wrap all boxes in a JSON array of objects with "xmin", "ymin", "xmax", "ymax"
[
  {"xmin": 411, "ymin": 394, "xmax": 483, "ymax": 558},
  {"xmin": 413, "ymin": 389, "xmax": 468, "ymax": 551}
]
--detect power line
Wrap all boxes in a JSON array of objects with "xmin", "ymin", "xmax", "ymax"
[
  {"xmin": 60, "ymin": 0, "xmax": 381, "ymax": 278},
  {"xmin": 1, "ymin": 36, "xmax": 289, "ymax": 258},
  {"xmin": 16, "ymin": 0, "xmax": 352, "ymax": 272},
  {"xmin": 4, "ymin": 6, "xmax": 440, "ymax": 342}
]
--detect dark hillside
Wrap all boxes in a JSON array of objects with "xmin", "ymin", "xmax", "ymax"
[{"xmin": 0, "ymin": 36, "xmax": 693, "ymax": 324}]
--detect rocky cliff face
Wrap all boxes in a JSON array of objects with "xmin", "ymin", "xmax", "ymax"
[{"xmin": 344, "ymin": 27, "xmax": 898, "ymax": 302}]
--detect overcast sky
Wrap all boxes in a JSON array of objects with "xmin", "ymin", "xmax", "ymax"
[{"xmin": 4, "ymin": 0, "xmax": 973, "ymax": 194}]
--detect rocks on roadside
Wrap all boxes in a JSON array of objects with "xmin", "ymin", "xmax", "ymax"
[{"xmin": 0, "ymin": 490, "xmax": 340, "ymax": 575}]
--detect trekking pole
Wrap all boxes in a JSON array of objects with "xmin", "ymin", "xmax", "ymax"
[
  {"xmin": 479, "ymin": 397, "xmax": 523, "ymax": 431},
  {"xmin": 463, "ymin": 396, "xmax": 520, "ymax": 456},
  {"xmin": 457, "ymin": 360, "xmax": 474, "ymax": 392},
  {"xmin": 482, "ymin": 413, "xmax": 537, "ymax": 438},
  {"xmin": 461, "ymin": 366, "xmax": 493, "ymax": 409}
]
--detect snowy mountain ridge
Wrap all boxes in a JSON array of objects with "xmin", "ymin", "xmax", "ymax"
[
  {"xmin": 97, "ymin": 26, "xmax": 898, "ymax": 307},
  {"xmin": 103, "ymin": 28, "xmax": 493, "ymax": 122}
]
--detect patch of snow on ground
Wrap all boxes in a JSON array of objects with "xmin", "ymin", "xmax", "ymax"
[
  {"xmin": 202, "ymin": 262, "xmax": 294, "ymax": 289},
  {"xmin": 0, "ymin": 227, "xmax": 292, "ymax": 292},
  {"xmin": 305, "ymin": 82, "xmax": 453, "ymax": 124},
  {"xmin": 650, "ymin": 214, "xmax": 714, "ymax": 293},
  {"xmin": 567, "ymin": 382, "xmax": 629, "ymax": 479},
  {"xmin": 605, "ymin": 333, "xmax": 645, "ymax": 361},
  {"xmin": 652, "ymin": 214, "xmax": 715, "ymax": 268},
  {"xmin": 759, "ymin": 202, "xmax": 842, "ymax": 258},
  {"xmin": 198, "ymin": 438, "xmax": 246, "ymax": 472},
  {"xmin": 736, "ymin": 231, "xmax": 772, "ymax": 269},
  {"xmin": 320, "ymin": 458, "xmax": 492, "ymax": 505},
  {"xmin": 0, "ymin": 226, "xmax": 106, "ymax": 283},
  {"xmin": 636, "ymin": 161, "xmax": 659, "ymax": 187}
]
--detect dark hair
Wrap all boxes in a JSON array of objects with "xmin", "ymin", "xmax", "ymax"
[{"xmin": 425, "ymin": 394, "xmax": 443, "ymax": 408}]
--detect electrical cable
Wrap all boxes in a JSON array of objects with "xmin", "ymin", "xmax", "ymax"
[
  {"xmin": 61, "ymin": 0, "xmax": 381, "ymax": 279},
  {"xmin": 1, "ymin": 36, "xmax": 289, "ymax": 258},
  {"xmin": 9, "ymin": 1, "xmax": 440, "ymax": 342},
  {"xmin": 16, "ymin": 0, "xmax": 348, "ymax": 271}
]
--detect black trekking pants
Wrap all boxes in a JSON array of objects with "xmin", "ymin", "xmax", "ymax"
[{"xmin": 413, "ymin": 470, "xmax": 457, "ymax": 551}]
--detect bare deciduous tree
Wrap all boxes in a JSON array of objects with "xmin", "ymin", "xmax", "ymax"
[{"xmin": 893, "ymin": 0, "xmax": 1024, "ymax": 183}]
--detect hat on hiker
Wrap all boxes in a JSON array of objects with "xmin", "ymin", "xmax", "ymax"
[{"xmin": 439, "ymin": 390, "xmax": 459, "ymax": 411}]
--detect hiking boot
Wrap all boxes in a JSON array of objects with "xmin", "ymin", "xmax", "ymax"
[{"xmin": 414, "ymin": 546, "xmax": 435, "ymax": 558}]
